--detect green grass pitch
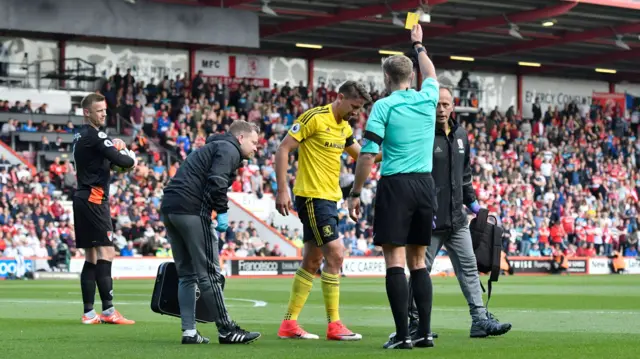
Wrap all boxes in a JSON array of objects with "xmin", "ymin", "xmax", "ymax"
[{"xmin": 2, "ymin": 275, "xmax": 640, "ymax": 358}]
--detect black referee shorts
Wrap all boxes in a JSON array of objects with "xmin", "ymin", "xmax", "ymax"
[
  {"xmin": 73, "ymin": 197, "xmax": 114, "ymax": 249},
  {"xmin": 373, "ymin": 173, "xmax": 436, "ymax": 247}
]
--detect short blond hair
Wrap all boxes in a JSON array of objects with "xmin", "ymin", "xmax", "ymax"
[
  {"xmin": 81, "ymin": 93, "xmax": 105, "ymax": 109},
  {"xmin": 382, "ymin": 55, "xmax": 414, "ymax": 86}
]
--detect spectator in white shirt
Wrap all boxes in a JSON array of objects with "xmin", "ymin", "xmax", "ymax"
[
  {"xmin": 17, "ymin": 165, "xmax": 31, "ymax": 181},
  {"xmin": 540, "ymin": 159, "xmax": 553, "ymax": 178},
  {"xmin": 34, "ymin": 239, "xmax": 48, "ymax": 258}
]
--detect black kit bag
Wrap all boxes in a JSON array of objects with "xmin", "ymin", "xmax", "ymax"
[
  {"xmin": 150, "ymin": 262, "xmax": 216, "ymax": 323},
  {"xmin": 469, "ymin": 208, "xmax": 504, "ymax": 310}
]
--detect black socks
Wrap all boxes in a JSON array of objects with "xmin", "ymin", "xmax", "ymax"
[
  {"xmin": 386, "ymin": 267, "xmax": 409, "ymax": 339},
  {"xmin": 96, "ymin": 259, "xmax": 114, "ymax": 311},
  {"xmin": 80, "ymin": 261, "xmax": 97, "ymax": 313},
  {"xmin": 410, "ymin": 268, "xmax": 433, "ymax": 337}
]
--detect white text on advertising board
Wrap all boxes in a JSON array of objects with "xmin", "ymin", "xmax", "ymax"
[
  {"xmin": 0, "ymin": 260, "xmax": 33, "ymax": 276},
  {"xmin": 239, "ymin": 260, "xmax": 278, "ymax": 272},
  {"xmin": 525, "ymin": 91, "xmax": 591, "ymax": 106},
  {"xmin": 343, "ymin": 260, "xmax": 386, "ymax": 274}
]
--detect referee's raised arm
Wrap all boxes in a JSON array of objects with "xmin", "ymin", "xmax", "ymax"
[
  {"xmin": 410, "ymin": 24, "xmax": 436, "ymax": 81},
  {"xmin": 347, "ymin": 24, "xmax": 440, "ymax": 350}
]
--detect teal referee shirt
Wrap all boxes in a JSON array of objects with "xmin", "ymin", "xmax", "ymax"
[{"xmin": 361, "ymin": 77, "xmax": 439, "ymax": 175}]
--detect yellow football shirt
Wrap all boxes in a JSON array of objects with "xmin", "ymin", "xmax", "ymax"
[{"xmin": 288, "ymin": 105, "xmax": 354, "ymax": 202}]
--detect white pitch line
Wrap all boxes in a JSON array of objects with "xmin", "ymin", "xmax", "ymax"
[
  {"xmin": 229, "ymin": 298, "xmax": 267, "ymax": 307},
  {"xmin": 360, "ymin": 306, "xmax": 640, "ymax": 316},
  {"xmin": 0, "ymin": 299, "xmax": 150, "ymax": 305},
  {"xmin": 67, "ymin": 293, "xmax": 269, "ymax": 307}
]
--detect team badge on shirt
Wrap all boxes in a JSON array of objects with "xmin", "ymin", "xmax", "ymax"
[{"xmin": 98, "ymin": 132, "xmax": 108, "ymax": 139}]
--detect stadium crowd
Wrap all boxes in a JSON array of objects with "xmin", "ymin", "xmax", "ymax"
[{"xmin": 1, "ymin": 68, "xmax": 640, "ymax": 263}]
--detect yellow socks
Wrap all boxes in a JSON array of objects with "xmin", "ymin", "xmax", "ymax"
[
  {"xmin": 284, "ymin": 268, "xmax": 314, "ymax": 321},
  {"xmin": 321, "ymin": 271, "xmax": 341, "ymax": 323}
]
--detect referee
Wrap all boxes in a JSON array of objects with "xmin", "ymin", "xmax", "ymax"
[
  {"xmin": 348, "ymin": 24, "xmax": 438, "ymax": 350},
  {"xmin": 403, "ymin": 84, "xmax": 512, "ymax": 340},
  {"xmin": 160, "ymin": 120, "xmax": 261, "ymax": 345}
]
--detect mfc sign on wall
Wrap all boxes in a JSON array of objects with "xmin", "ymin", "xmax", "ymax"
[{"xmin": 194, "ymin": 51, "xmax": 270, "ymax": 87}]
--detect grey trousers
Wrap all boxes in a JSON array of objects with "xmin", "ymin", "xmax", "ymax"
[
  {"xmin": 409, "ymin": 226, "xmax": 487, "ymax": 322},
  {"xmin": 163, "ymin": 213, "xmax": 232, "ymax": 331}
]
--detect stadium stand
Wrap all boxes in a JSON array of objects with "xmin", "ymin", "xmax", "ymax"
[
  {"xmin": 1, "ymin": 69, "xmax": 639, "ymax": 263},
  {"xmin": 0, "ymin": 0, "xmax": 639, "ymax": 270}
]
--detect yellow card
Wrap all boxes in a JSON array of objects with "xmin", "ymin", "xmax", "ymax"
[{"xmin": 405, "ymin": 12, "xmax": 419, "ymax": 30}]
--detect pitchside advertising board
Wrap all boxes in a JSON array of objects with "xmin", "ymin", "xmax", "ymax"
[
  {"xmin": 0, "ymin": 258, "xmax": 34, "ymax": 278},
  {"xmin": 589, "ymin": 257, "xmax": 640, "ymax": 275},
  {"xmin": 3, "ymin": 257, "xmax": 639, "ymax": 279},
  {"xmin": 227, "ymin": 258, "xmax": 455, "ymax": 276},
  {"xmin": 229, "ymin": 259, "xmax": 302, "ymax": 276},
  {"xmin": 508, "ymin": 257, "xmax": 588, "ymax": 274}
]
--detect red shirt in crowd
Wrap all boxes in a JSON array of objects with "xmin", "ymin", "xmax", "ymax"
[
  {"xmin": 49, "ymin": 163, "xmax": 66, "ymax": 177},
  {"xmin": 585, "ymin": 225, "xmax": 595, "ymax": 243},
  {"xmin": 231, "ymin": 179, "xmax": 242, "ymax": 192},
  {"xmin": 538, "ymin": 226, "xmax": 550, "ymax": 244},
  {"xmin": 561, "ymin": 215, "xmax": 575, "ymax": 234},
  {"xmin": 550, "ymin": 224, "xmax": 565, "ymax": 244}
]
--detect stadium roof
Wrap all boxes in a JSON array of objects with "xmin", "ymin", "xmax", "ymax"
[{"xmin": 155, "ymin": 0, "xmax": 640, "ymax": 82}]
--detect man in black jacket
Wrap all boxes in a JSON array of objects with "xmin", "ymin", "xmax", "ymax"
[
  {"xmin": 161, "ymin": 120, "xmax": 261, "ymax": 345},
  {"xmin": 394, "ymin": 86, "xmax": 511, "ymax": 342}
]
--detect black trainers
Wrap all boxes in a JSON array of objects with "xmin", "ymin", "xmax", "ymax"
[
  {"xmin": 470, "ymin": 313, "xmax": 512, "ymax": 338},
  {"xmin": 383, "ymin": 334, "xmax": 412, "ymax": 349},
  {"xmin": 409, "ymin": 319, "xmax": 439, "ymax": 340},
  {"xmin": 389, "ymin": 319, "xmax": 438, "ymax": 344},
  {"xmin": 182, "ymin": 331, "xmax": 210, "ymax": 344},
  {"xmin": 413, "ymin": 334, "xmax": 435, "ymax": 348},
  {"xmin": 218, "ymin": 322, "xmax": 261, "ymax": 344}
]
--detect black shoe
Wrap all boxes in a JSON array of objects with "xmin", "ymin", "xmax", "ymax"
[
  {"xmin": 383, "ymin": 334, "xmax": 412, "ymax": 349},
  {"xmin": 218, "ymin": 322, "xmax": 261, "ymax": 344},
  {"xmin": 413, "ymin": 334, "xmax": 435, "ymax": 348},
  {"xmin": 470, "ymin": 313, "xmax": 512, "ymax": 338},
  {"xmin": 390, "ymin": 320, "xmax": 437, "ymax": 343},
  {"xmin": 408, "ymin": 319, "xmax": 419, "ymax": 338},
  {"xmin": 182, "ymin": 331, "xmax": 210, "ymax": 344}
]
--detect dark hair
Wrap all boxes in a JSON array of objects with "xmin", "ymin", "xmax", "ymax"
[{"xmin": 338, "ymin": 81, "xmax": 372, "ymax": 103}]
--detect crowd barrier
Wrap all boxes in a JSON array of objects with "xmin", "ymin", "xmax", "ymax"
[{"xmin": 1, "ymin": 256, "xmax": 639, "ymax": 279}]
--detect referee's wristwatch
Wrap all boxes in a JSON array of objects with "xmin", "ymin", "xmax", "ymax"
[{"xmin": 349, "ymin": 190, "xmax": 360, "ymax": 198}]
